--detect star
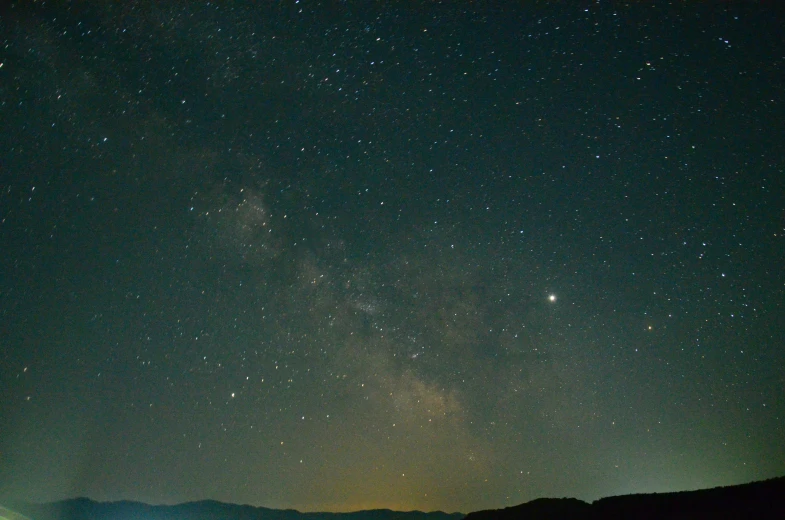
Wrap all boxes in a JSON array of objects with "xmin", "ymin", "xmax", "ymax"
[{"xmin": 548, "ymin": 294, "xmax": 557, "ymax": 302}]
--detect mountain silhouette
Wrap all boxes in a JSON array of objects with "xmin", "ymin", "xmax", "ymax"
[
  {"xmin": 4, "ymin": 499, "xmax": 463, "ymax": 520},
  {"xmin": 5, "ymin": 476, "xmax": 785, "ymax": 520},
  {"xmin": 464, "ymin": 475, "xmax": 785, "ymax": 519}
]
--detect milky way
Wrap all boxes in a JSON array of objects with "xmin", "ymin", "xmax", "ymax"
[{"xmin": 1, "ymin": 1, "xmax": 783, "ymax": 513}]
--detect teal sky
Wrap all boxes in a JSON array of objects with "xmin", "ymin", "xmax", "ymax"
[{"xmin": 1, "ymin": 1, "xmax": 783, "ymax": 513}]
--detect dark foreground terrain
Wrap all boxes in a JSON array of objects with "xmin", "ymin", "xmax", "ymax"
[
  {"xmin": 466, "ymin": 475, "xmax": 785, "ymax": 519},
  {"xmin": 5, "ymin": 476, "xmax": 785, "ymax": 520}
]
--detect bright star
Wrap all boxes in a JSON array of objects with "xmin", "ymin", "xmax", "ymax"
[{"xmin": 548, "ymin": 294, "xmax": 557, "ymax": 302}]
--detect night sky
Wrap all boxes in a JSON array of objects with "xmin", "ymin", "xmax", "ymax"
[{"xmin": 1, "ymin": 1, "xmax": 784, "ymax": 514}]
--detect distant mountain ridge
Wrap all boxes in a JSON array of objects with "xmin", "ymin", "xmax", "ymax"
[
  {"xmin": 5, "ymin": 498, "xmax": 464, "ymax": 520},
  {"xmin": 6, "ymin": 476, "xmax": 785, "ymax": 520}
]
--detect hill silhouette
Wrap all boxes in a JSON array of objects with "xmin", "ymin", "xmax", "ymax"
[
  {"xmin": 6, "ymin": 476, "xmax": 785, "ymax": 520},
  {"xmin": 4, "ymin": 499, "xmax": 463, "ymax": 520},
  {"xmin": 464, "ymin": 475, "xmax": 785, "ymax": 519}
]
